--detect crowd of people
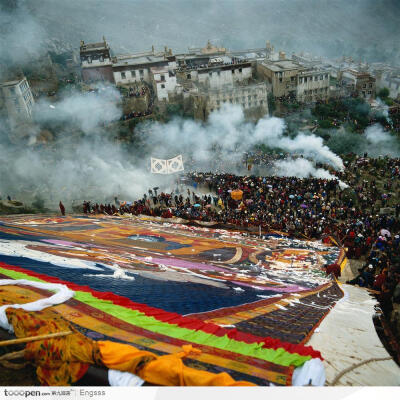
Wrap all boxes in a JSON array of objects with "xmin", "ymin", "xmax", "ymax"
[
  {"xmin": 79, "ymin": 155, "xmax": 400, "ymax": 322},
  {"xmin": 120, "ymin": 83, "xmax": 155, "ymax": 121},
  {"xmin": 347, "ymin": 233, "xmax": 400, "ymax": 316},
  {"xmin": 127, "ymin": 86, "xmax": 147, "ymax": 98}
]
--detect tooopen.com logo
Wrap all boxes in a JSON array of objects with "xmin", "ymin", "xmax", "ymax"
[{"xmin": 3, "ymin": 390, "xmax": 41, "ymax": 398}]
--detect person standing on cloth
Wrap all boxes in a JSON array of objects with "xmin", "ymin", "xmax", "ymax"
[{"xmin": 59, "ymin": 201, "xmax": 65, "ymax": 216}]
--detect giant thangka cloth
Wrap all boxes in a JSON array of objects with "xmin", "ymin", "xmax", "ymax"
[{"xmin": 0, "ymin": 215, "xmax": 345, "ymax": 385}]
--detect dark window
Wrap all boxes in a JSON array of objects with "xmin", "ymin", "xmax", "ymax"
[
  {"xmin": 232, "ymin": 70, "xmax": 235, "ymax": 74},
  {"xmin": 187, "ymin": 74, "xmax": 191, "ymax": 79},
  {"xmin": 161, "ymin": 84, "xmax": 165, "ymax": 89},
  {"xmin": 131, "ymin": 70, "xmax": 136, "ymax": 77},
  {"xmin": 139, "ymin": 69, "xmax": 144, "ymax": 76},
  {"xmin": 121, "ymin": 72, "xmax": 126, "ymax": 79},
  {"xmin": 239, "ymin": 68, "xmax": 242, "ymax": 73},
  {"xmin": 161, "ymin": 75, "xmax": 165, "ymax": 82}
]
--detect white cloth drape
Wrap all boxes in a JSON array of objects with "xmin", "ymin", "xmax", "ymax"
[{"xmin": 0, "ymin": 279, "xmax": 75, "ymax": 333}]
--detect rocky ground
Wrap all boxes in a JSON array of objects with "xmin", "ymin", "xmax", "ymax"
[{"xmin": 0, "ymin": 200, "xmax": 35, "ymax": 215}]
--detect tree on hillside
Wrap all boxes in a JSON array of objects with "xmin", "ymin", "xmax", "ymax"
[{"xmin": 378, "ymin": 87, "xmax": 390, "ymax": 99}]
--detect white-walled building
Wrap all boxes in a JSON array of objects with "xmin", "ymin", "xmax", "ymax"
[
  {"xmin": 0, "ymin": 77, "xmax": 35, "ymax": 128},
  {"xmin": 197, "ymin": 61, "xmax": 252, "ymax": 89},
  {"xmin": 112, "ymin": 52, "xmax": 176, "ymax": 87},
  {"xmin": 150, "ymin": 66, "xmax": 177, "ymax": 101},
  {"xmin": 176, "ymin": 55, "xmax": 252, "ymax": 91}
]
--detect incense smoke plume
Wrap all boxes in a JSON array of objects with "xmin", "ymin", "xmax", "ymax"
[
  {"xmin": 144, "ymin": 104, "xmax": 344, "ymax": 171},
  {"xmin": 1, "ymin": 98, "xmax": 348, "ymax": 209},
  {"xmin": 363, "ymin": 124, "xmax": 400, "ymax": 157},
  {"xmin": 0, "ymin": 85, "xmax": 170, "ymax": 209},
  {"xmin": 273, "ymin": 158, "xmax": 348, "ymax": 189}
]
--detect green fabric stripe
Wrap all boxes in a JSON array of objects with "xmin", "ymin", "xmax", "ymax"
[{"xmin": 0, "ymin": 266, "xmax": 310, "ymax": 367}]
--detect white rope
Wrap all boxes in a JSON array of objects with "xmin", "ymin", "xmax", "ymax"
[
  {"xmin": 330, "ymin": 357, "xmax": 392, "ymax": 386},
  {"xmin": 0, "ymin": 279, "xmax": 74, "ymax": 333}
]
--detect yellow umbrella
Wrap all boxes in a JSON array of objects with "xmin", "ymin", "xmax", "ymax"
[{"xmin": 231, "ymin": 189, "xmax": 243, "ymax": 201}]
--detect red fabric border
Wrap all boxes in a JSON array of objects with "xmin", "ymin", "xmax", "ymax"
[{"xmin": 0, "ymin": 261, "xmax": 322, "ymax": 359}]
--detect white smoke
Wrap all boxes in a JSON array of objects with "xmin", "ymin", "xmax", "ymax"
[
  {"xmin": 1, "ymin": 96, "xmax": 348, "ymax": 208},
  {"xmin": 0, "ymin": 84, "xmax": 172, "ymax": 208},
  {"xmin": 273, "ymin": 158, "xmax": 348, "ymax": 189},
  {"xmin": 35, "ymin": 84, "xmax": 122, "ymax": 135},
  {"xmin": 375, "ymin": 97, "xmax": 390, "ymax": 121},
  {"xmin": 145, "ymin": 104, "xmax": 344, "ymax": 170},
  {"xmin": 363, "ymin": 123, "xmax": 400, "ymax": 157}
]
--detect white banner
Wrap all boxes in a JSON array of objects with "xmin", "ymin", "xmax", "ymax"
[
  {"xmin": 151, "ymin": 155, "xmax": 184, "ymax": 174},
  {"xmin": 167, "ymin": 155, "xmax": 184, "ymax": 173},
  {"xmin": 151, "ymin": 158, "xmax": 168, "ymax": 174}
]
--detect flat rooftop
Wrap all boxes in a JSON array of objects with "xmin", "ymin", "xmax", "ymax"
[
  {"xmin": 262, "ymin": 60, "xmax": 302, "ymax": 71},
  {"xmin": 344, "ymin": 69, "xmax": 374, "ymax": 77},
  {"xmin": 80, "ymin": 42, "xmax": 109, "ymax": 52},
  {"xmin": 298, "ymin": 68, "xmax": 330, "ymax": 76},
  {"xmin": 113, "ymin": 55, "xmax": 166, "ymax": 67}
]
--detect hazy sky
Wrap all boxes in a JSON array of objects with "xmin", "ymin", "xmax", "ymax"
[{"xmin": 24, "ymin": 0, "xmax": 400, "ymax": 63}]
